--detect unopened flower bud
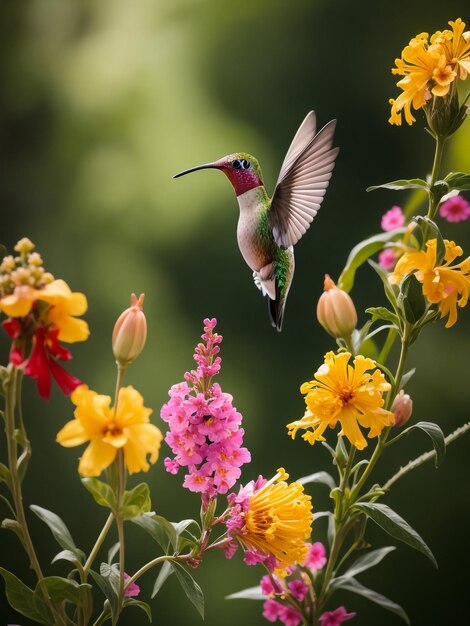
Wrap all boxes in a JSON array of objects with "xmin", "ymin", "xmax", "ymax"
[
  {"xmin": 112, "ymin": 293, "xmax": 147, "ymax": 367},
  {"xmin": 392, "ymin": 390, "xmax": 413, "ymax": 427},
  {"xmin": 14, "ymin": 237, "xmax": 35, "ymax": 255},
  {"xmin": 316, "ymin": 275, "xmax": 357, "ymax": 339}
]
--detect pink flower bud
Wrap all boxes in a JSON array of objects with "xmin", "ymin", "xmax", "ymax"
[
  {"xmin": 392, "ymin": 390, "xmax": 413, "ymax": 427},
  {"xmin": 112, "ymin": 294, "xmax": 147, "ymax": 367},
  {"xmin": 316, "ymin": 275, "xmax": 357, "ymax": 339}
]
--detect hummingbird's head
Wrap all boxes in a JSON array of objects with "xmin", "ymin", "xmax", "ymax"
[{"xmin": 173, "ymin": 152, "xmax": 263, "ymax": 196}]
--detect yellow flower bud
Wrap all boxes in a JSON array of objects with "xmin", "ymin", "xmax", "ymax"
[
  {"xmin": 316, "ymin": 275, "xmax": 357, "ymax": 339},
  {"xmin": 112, "ymin": 294, "xmax": 147, "ymax": 368},
  {"xmin": 392, "ymin": 390, "xmax": 413, "ymax": 427},
  {"xmin": 14, "ymin": 237, "xmax": 35, "ymax": 255}
]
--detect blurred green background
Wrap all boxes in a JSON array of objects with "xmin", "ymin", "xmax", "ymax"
[{"xmin": 1, "ymin": 1, "xmax": 469, "ymax": 625}]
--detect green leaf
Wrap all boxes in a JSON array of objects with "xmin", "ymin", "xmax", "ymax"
[
  {"xmin": 132, "ymin": 513, "xmax": 177, "ymax": 551},
  {"xmin": 172, "ymin": 518, "xmax": 200, "ymax": 538},
  {"xmin": 395, "ymin": 421, "xmax": 445, "ymax": 468},
  {"xmin": 353, "ymin": 502, "xmax": 437, "ymax": 566},
  {"xmin": 108, "ymin": 541, "xmax": 120, "ymax": 564},
  {"xmin": 122, "ymin": 483, "xmax": 152, "ymax": 520},
  {"xmin": 0, "ymin": 567, "xmax": 51, "ymax": 624},
  {"xmin": 338, "ymin": 229, "xmax": 406, "ymax": 293},
  {"xmin": 443, "ymin": 172, "xmax": 470, "ymax": 191},
  {"xmin": 51, "ymin": 549, "xmax": 82, "ymax": 566},
  {"xmin": 367, "ymin": 178, "xmax": 429, "ymax": 192},
  {"xmin": 2, "ymin": 517, "xmax": 25, "ymax": 545},
  {"xmin": 30, "ymin": 505, "xmax": 83, "ymax": 561},
  {"xmin": 40, "ymin": 576, "xmax": 91, "ymax": 607},
  {"xmin": 366, "ymin": 307, "xmax": 399, "ymax": 326},
  {"xmin": 296, "ymin": 471, "xmax": 336, "ymax": 490},
  {"xmin": 332, "ymin": 576, "xmax": 410, "ymax": 624},
  {"xmin": 90, "ymin": 564, "xmax": 120, "ymax": 626},
  {"xmin": 81, "ymin": 477, "xmax": 117, "ymax": 512},
  {"xmin": 368, "ymin": 260, "xmax": 400, "ymax": 312},
  {"xmin": 0, "ymin": 462, "xmax": 11, "ymax": 488},
  {"xmin": 400, "ymin": 368, "xmax": 416, "ymax": 388},
  {"xmin": 313, "ymin": 510, "xmax": 332, "ymax": 521},
  {"xmin": 152, "ymin": 560, "xmax": 174, "ymax": 598},
  {"xmin": 413, "ymin": 216, "xmax": 445, "ymax": 264},
  {"xmin": 171, "ymin": 561, "xmax": 204, "ymax": 618},
  {"xmin": 399, "ymin": 274, "xmax": 426, "ymax": 324},
  {"xmin": 123, "ymin": 598, "xmax": 152, "ymax": 622},
  {"xmin": 337, "ymin": 546, "xmax": 396, "ymax": 579},
  {"xmin": 226, "ymin": 585, "xmax": 264, "ymax": 600}
]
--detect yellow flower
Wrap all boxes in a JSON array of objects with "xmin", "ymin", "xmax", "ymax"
[
  {"xmin": 0, "ymin": 285, "xmax": 40, "ymax": 317},
  {"xmin": 389, "ymin": 239, "xmax": 470, "ymax": 327},
  {"xmin": 389, "ymin": 18, "xmax": 469, "ymax": 126},
  {"xmin": 57, "ymin": 385, "xmax": 163, "ymax": 476},
  {"xmin": 287, "ymin": 352, "xmax": 394, "ymax": 450},
  {"xmin": 236, "ymin": 469, "xmax": 312, "ymax": 570}
]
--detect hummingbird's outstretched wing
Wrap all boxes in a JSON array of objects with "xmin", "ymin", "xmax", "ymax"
[{"xmin": 269, "ymin": 112, "xmax": 338, "ymax": 249}]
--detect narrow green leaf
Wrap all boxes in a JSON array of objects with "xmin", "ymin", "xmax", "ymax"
[
  {"xmin": 123, "ymin": 598, "xmax": 152, "ymax": 622},
  {"xmin": 338, "ymin": 546, "xmax": 396, "ymax": 579},
  {"xmin": 339, "ymin": 229, "xmax": 406, "ymax": 293},
  {"xmin": 353, "ymin": 502, "xmax": 437, "ymax": 566},
  {"xmin": 152, "ymin": 560, "xmax": 174, "ymax": 598},
  {"xmin": 226, "ymin": 585, "xmax": 264, "ymax": 600},
  {"xmin": 366, "ymin": 307, "xmax": 399, "ymax": 325},
  {"xmin": 90, "ymin": 565, "xmax": 119, "ymax": 626},
  {"xmin": 51, "ymin": 549, "xmax": 82, "ymax": 566},
  {"xmin": 2, "ymin": 517, "xmax": 25, "ymax": 545},
  {"xmin": 313, "ymin": 511, "xmax": 332, "ymax": 521},
  {"xmin": 0, "ymin": 494, "xmax": 15, "ymax": 517},
  {"xmin": 122, "ymin": 483, "xmax": 152, "ymax": 520},
  {"xmin": 443, "ymin": 171, "xmax": 470, "ymax": 191},
  {"xmin": 333, "ymin": 576, "xmax": 410, "ymax": 624},
  {"xmin": 40, "ymin": 576, "xmax": 91, "ymax": 607},
  {"xmin": 172, "ymin": 561, "xmax": 204, "ymax": 618},
  {"xmin": 296, "ymin": 471, "xmax": 336, "ymax": 490},
  {"xmin": 0, "ymin": 567, "xmax": 50, "ymax": 624},
  {"xmin": 368, "ymin": 260, "xmax": 400, "ymax": 312},
  {"xmin": 400, "ymin": 421, "xmax": 445, "ymax": 468},
  {"xmin": 30, "ymin": 505, "xmax": 83, "ymax": 561},
  {"xmin": 367, "ymin": 178, "xmax": 429, "ymax": 192},
  {"xmin": 399, "ymin": 274, "xmax": 426, "ymax": 324},
  {"xmin": 400, "ymin": 368, "xmax": 416, "ymax": 388},
  {"xmin": 0, "ymin": 462, "xmax": 11, "ymax": 488},
  {"xmin": 172, "ymin": 518, "xmax": 200, "ymax": 538},
  {"xmin": 413, "ymin": 216, "xmax": 445, "ymax": 264},
  {"xmin": 131, "ymin": 513, "xmax": 177, "ymax": 551},
  {"xmin": 108, "ymin": 541, "xmax": 120, "ymax": 564},
  {"xmin": 81, "ymin": 477, "xmax": 116, "ymax": 511}
]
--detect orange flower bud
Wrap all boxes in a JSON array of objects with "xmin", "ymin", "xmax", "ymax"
[
  {"xmin": 316, "ymin": 275, "xmax": 357, "ymax": 339},
  {"xmin": 112, "ymin": 294, "xmax": 147, "ymax": 367},
  {"xmin": 392, "ymin": 390, "xmax": 413, "ymax": 427}
]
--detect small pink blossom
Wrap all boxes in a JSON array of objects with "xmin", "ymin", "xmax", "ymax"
[
  {"xmin": 381, "ymin": 206, "xmax": 405, "ymax": 231},
  {"xmin": 304, "ymin": 542, "xmax": 327, "ymax": 571},
  {"xmin": 378, "ymin": 248, "xmax": 397, "ymax": 271},
  {"xmin": 439, "ymin": 195, "xmax": 470, "ymax": 222},
  {"xmin": 288, "ymin": 579, "xmax": 308, "ymax": 602},
  {"xmin": 163, "ymin": 458, "xmax": 179, "ymax": 474},
  {"xmin": 123, "ymin": 573, "xmax": 140, "ymax": 598},
  {"xmin": 279, "ymin": 605, "xmax": 303, "ymax": 626},
  {"xmin": 263, "ymin": 599, "xmax": 284, "ymax": 622},
  {"xmin": 319, "ymin": 606, "xmax": 356, "ymax": 626}
]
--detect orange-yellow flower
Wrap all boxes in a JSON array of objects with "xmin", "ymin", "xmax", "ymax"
[
  {"xmin": 389, "ymin": 239, "xmax": 470, "ymax": 327},
  {"xmin": 287, "ymin": 352, "xmax": 394, "ymax": 450},
  {"xmin": 389, "ymin": 18, "xmax": 469, "ymax": 126},
  {"xmin": 57, "ymin": 385, "xmax": 163, "ymax": 476},
  {"xmin": 229, "ymin": 468, "xmax": 312, "ymax": 570}
]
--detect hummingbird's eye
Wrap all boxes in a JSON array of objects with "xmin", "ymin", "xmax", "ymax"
[
  {"xmin": 241, "ymin": 159, "xmax": 251, "ymax": 169},
  {"xmin": 232, "ymin": 159, "xmax": 241, "ymax": 169}
]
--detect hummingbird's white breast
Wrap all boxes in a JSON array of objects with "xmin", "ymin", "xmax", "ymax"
[{"xmin": 236, "ymin": 187, "xmax": 270, "ymax": 272}]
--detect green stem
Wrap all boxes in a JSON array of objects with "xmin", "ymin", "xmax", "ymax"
[
  {"xmin": 378, "ymin": 327, "xmax": 398, "ymax": 367},
  {"xmin": 336, "ymin": 444, "xmax": 356, "ymax": 523},
  {"xmin": 116, "ymin": 450, "xmax": 126, "ymax": 606},
  {"xmin": 382, "ymin": 421, "xmax": 470, "ymax": 491},
  {"xmin": 82, "ymin": 513, "xmax": 114, "ymax": 577},
  {"xmin": 91, "ymin": 609, "xmax": 108, "ymax": 626},
  {"xmin": 426, "ymin": 134, "xmax": 447, "ymax": 223},
  {"xmin": 4, "ymin": 368, "xmax": 64, "ymax": 625},
  {"xmin": 125, "ymin": 553, "xmax": 191, "ymax": 588}
]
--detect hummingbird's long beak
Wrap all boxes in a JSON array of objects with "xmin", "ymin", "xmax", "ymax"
[{"xmin": 173, "ymin": 162, "xmax": 219, "ymax": 179}]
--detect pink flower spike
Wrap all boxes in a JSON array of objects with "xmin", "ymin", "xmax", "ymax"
[
  {"xmin": 304, "ymin": 542, "xmax": 327, "ymax": 571},
  {"xmin": 123, "ymin": 573, "xmax": 140, "ymax": 598},
  {"xmin": 439, "ymin": 195, "xmax": 470, "ymax": 223},
  {"xmin": 381, "ymin": 206, "xmax": 405, "ymax": 231},
  {"xmin": 319, "ymin": 606, "xmax": 356, "ymax": 626},
  {"xmin": 288, "ymin": 579, "xmax": 308, "ymax": 602},
  {"xmin": 263, "ymin": 599, "xmax": 284, "ymax": 622},
  {"xmin": 378, "ymin": 248, "xmax": 397, "ymax": 271}
]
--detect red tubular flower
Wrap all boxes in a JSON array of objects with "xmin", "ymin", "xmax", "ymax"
[
  {"xmin": 2, "ymin": 318, "xmax": 25, "ymax": 365},
  {"xmin": 24, "ymin": 326, "xmax": 82, "ymax": 399}
]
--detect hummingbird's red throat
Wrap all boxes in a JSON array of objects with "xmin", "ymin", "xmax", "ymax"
[{"xmin": 221, "ymin": 167, "xmax": 262, "ymax": 196}]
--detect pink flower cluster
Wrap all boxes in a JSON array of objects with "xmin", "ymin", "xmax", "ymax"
[
  {"xmin": 161, "ymin": 318, "xmax": 250, "ymax": 503},
  {"xmin": 381, "ymin": 205, "xmax": 405, "ymax": 231},
  {"xmin": 258, "ymin": 542, "xmax": 330, "ymax": 626}
]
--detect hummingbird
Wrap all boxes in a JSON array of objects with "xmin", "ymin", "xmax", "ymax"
[{"xmin": 173, "ymin": 111, "xmax": 338, "ymax": 331}]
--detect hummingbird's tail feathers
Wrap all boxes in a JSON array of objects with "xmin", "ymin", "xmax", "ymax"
[
  {"xmin": 269, "ymin": 116, "xmax": 339, "ymax": 249},
  {"xmin": 268, "ymin": 282, "xmax": 285, "ymax": 332},
  {"xmin": 253, "ymin": 269, "xmax": 276, "ymax": 300}
]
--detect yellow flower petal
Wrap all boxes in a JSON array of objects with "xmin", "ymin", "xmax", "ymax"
[{"xmin": 78, "ymin": 439, "xmax": 117, "ymax": 477}]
